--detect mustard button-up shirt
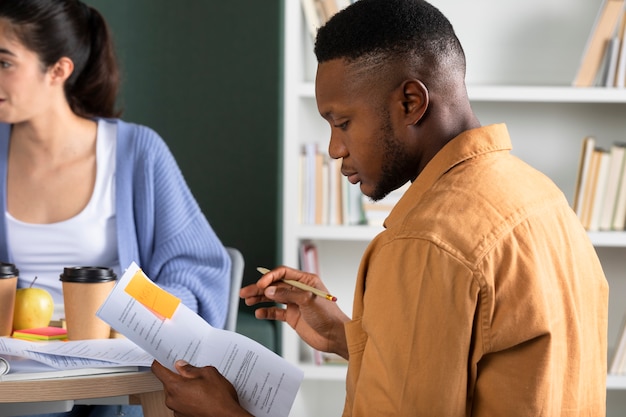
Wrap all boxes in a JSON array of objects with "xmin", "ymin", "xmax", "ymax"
[{"xmin": 344, "ymin": 124, "xmax": 608, "ymax": 416}]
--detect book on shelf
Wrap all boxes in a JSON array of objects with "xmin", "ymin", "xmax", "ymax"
[
  {"xmin": 593, "ymin": 9, "xmax": 626, "ymax": 88},
  {"xmin": 316, "ymin": 150, "xmax": 327, "ymax": 225},
  {"xmin": 592, "ymin": 36, "xmax": 612, "ymax": 87},
  {"xmin": 599, "ymin": 143, "xmax": 626, "ymax": 229},
  {"xmin": 588, "ymin": 148, "xmax": 611, "ymax": 231},
  {"xmin": 300, "ymin": 0, "xmax": 353, "ymax": 39},
  {"xmin": 573, "ymin": 136, "xmax": 596, "ymax": 217},
  {"xmin": 300, "ymin": 0, "xmax": 324, "ymax": 38},
  {"xmin": 302, "ymin": 144, "xmax": 332, "ymax": 225},
  {"xmin": 299, "ymin": 241, "xmax": 320, "ymax": 274},
  {"xmin": 573, "ymin": 137, "xmax": 626, "ymax": 230},
  {"xmin": 599, "ymin": 35, "xmax": 621, "ymax": 86},
  {"xmin": 319, "ymin": 0, "xmax": 339, "ymax": 21},
  {"xmin": 579, "ymin": 147, "xmax": 604, "ymax": 229},
  {"xmin": 611, "ymin": 145, "xmax": 626, "ymax": 229},
  {"xmin": 328, "ymin": 157, "xmax": 344, "ymax": 225},
  {"xmin": 573, "ymin": 0, "xmax": 625, "ymax": 87},
  {"xmin": 614, "ymin": 10, "xmax": 626, "ymax": 87},
  {"xmin": 335, "ymin": 0, "xmax": 352, "ymax": 10},
  {"xmin": 301, "ymin": 142, "xmax": 318, "ymax": 225}
]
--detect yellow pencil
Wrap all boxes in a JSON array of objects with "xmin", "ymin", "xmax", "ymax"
[{"xmin": 256, "ymin": 267, "xmax": 337, "ymax": 302}]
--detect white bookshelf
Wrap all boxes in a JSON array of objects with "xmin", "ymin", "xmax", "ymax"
[{"xmin": 281, "ymin": 0, "xmax": 626, "ymax": 415}]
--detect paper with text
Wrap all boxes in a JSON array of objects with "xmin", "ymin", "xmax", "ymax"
[
  {"xmin": 97, "ymin": 262, "xmax": 303, "ymax": 417},
  {"xmin": 0, "ymin": 337, "xmax": 152, "ymax": 369}
]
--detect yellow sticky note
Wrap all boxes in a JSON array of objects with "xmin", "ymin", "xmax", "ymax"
[{"xmin": 124, "ymin": 270, "xmax": 180, "ymax": 319}]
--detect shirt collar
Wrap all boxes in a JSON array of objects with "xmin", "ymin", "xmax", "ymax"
[{"xmin": 384, "ymin": 123, "xmax": 512, "ymax": 229}]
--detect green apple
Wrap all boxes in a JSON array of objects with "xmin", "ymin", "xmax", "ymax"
[{"xmin": 12, "ymin": 277, "xmax": 54, "ymax": 331}]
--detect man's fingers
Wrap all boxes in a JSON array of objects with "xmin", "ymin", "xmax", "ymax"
[
  {"xmin": 239, "ymin": 282, "xmax": 263, "ymax": 298},
  {"xmin": 254, "ymin": 306, "xmax": 287, "ymax": 322},
  {"xmin": 241, "ymin": 282, "xmax": 275, "ymax": 306},
  {"xmin": 264, "ymin": 282, "xmax": 316, "ymax": 305}
]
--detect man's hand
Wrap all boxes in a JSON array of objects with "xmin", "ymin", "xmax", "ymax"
[
  {"xmin": 151, "ymin": 360, "xmax": 253, "ymax": 417},
  {"xmin": 240, "ymin": 265, "xmax": 350, "ymax": 358}
]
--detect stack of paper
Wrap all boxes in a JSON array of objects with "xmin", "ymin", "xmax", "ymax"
[
  {"xmin": 0, "ymin": 337, "xmax": 152, "ymax": 381},
  {"xmin": 12, "ymin": 327, "xmax": 67, "ymax": 341}
]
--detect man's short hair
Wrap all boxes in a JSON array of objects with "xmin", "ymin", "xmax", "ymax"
[{"xmin": 314, "ymin": 0, "xmax": 465, "ymax": 73}]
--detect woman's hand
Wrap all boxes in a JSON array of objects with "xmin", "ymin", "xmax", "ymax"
[
  {"xmin": 240, "ymin": 265, "xmax": 350, "ymax": 358},
  {"xmin": 151, "ymin": 360, "xmax": 253, "ymax": 417}
]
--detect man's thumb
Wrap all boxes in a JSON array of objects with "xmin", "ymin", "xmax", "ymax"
[{"xmin": 174, "ymin": 359, "xmax": 197, "ymax": 377}]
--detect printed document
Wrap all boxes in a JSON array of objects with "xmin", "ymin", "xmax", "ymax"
[
  {"xmin": 97, "ymin": 262, "xmax": 303, "ymax": 417},
  {"xmin": 0, "ymin": 337, "xmax": 150, "ymax": 380}
]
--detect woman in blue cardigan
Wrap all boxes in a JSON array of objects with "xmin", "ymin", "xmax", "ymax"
[{"xmin": 0, "ymin": 0, "xmax": 231, "ymax": 416}]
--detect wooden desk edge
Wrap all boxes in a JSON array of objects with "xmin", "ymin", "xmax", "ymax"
[{"xmin": 0, "ymin": 370, "xmax": 164, "ymax": 403}]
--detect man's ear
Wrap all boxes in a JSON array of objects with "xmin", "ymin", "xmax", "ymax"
[
  {"xmin": 401, "ymin": 79, "xmax": 429, "ymax": 126},
  {"xmin": 48, "ymin": 57, "xmax": 74, "ymax": 85}
]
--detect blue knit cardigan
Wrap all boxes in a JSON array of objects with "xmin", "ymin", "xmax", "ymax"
[{"xmin": 0, "ymin": 119, "xmax": 231, "ymax": 328}]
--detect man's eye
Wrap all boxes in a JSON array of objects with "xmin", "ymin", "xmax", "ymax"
[
  {"xmin": 334, "ymin": 121, "xmax": 349, "ymax": 129},
  {"xmin": 0, "ymin": 61, "xmax": 11, "ymax": 69}
]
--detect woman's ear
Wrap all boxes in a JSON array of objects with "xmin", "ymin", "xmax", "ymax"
[
  {"xmin": 402, "ymin": 79, "xmax": 429, "ymax": 126},
  {"xmin": 48, "ymin": 57, "xmax": 74, "ymax": 85}
]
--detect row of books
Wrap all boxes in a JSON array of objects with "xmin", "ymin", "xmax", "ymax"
[
  {"xmin": 573, "ymin": 137, "xmax": 626, "ymax": 231},
  {"xmin": 573, "ymin": 0, "xmax": 626, "ymax": 87},
  {"xmin": 610, "ymin": 317, "xmax": 626, "ymax": 375},
  {"xmin": 299, "ymin": 143, "xmax": 365, "ymax": 226},
  {"xmin": 300, "ymin": 0, "xmax": 355, "ymax": 38},
  {"xmin": 299, "ymin": 143, "xmax": 409, "ymax": 226}
]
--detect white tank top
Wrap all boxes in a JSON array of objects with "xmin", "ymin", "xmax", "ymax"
[{"xmin": 6, "ymin": 119, "xmax": 119, "ymax": 318}]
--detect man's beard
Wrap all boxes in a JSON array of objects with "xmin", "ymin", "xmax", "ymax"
[{"xmin": 369, "ymin": 112, "xmax": 413, "ymax": 202}]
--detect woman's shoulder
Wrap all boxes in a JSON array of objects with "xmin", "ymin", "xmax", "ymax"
[
  {"xmin": 101, "ymin": 118, "xmax": 162, "ymax": 140},
  {"xmin": 102, "ymin": 118, "xmax": 171, "ymax": 155}
]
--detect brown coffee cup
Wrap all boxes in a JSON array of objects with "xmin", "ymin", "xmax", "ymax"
[
  {"xmin": 0, "ymin": 262, "xmax": 18, "ymax": 336},
  {"xmin": 60, "ymin": 266, "xmax": 116, "ymax": 340}
]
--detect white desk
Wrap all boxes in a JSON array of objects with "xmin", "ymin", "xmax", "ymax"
[{"xmin": 0, "ymin": 369, "xmax": 172, "ymax": 417}]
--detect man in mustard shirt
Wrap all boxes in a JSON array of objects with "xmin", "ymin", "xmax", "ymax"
[{"xmin": 152, "ymin": 0, "xmax": 609, "ymax": 415}]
